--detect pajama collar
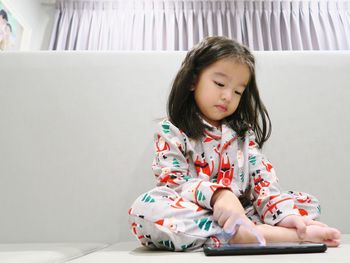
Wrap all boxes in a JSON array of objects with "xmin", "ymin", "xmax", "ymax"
[{"xmin": 200, "ymin": 117, "xmax": 238, "ymax": 152}]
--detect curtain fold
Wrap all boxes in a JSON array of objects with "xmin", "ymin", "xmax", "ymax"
[{"xmin": 49, "ymin": 0, "xmax": 350, "ymax": 50}]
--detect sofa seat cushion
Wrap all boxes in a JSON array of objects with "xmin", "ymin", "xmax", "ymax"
[
  {"xmin": 66, "ymin": 235, "xmax": 350, "ymax": 263},
  {"xmin": 0, "ymin": 243, "xmax": 109, "ymax": 263}
]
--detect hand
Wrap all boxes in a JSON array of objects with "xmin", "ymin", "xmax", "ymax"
[
  {"xmin": 212, "ymin": 189, "xmax": 266, "ymax": 244},
  {"xmin": 211, "ymin": 189, "xmax": 259, "ymax": 235},
  {"xmin": 277, "ymin": 215, "xmax": 329, "ymax": 240}
]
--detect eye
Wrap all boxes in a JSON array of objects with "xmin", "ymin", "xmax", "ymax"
[
  {"xmin": 214, "ymin": 81, "xmax": 224, "ymax": 87},
  {"xmin": 234, "ymin": 90, "xmax": 242, "ymax": 96}
]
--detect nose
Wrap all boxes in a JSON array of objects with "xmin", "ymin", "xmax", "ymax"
[{"xmin": 221, "ymin": 88, "xmax": 232, "ymax": 102}]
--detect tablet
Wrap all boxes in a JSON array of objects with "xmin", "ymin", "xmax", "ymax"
[{"xmin": 203, "ymin": 242, "xmax": 327, "ymax": 256}]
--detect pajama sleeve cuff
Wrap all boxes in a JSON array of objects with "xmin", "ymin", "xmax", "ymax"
[
  {"xmin": 182, "ymin": 180, "xmax": 231, "ymax": 210},
  {"xmin": 262, "ymin": 197, "xmax": 301, "ymax": 225}
]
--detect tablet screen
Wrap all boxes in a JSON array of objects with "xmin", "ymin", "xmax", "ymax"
[{"xmin": 203, "ymin": 242, "xmax": 327, "ymax": 256}]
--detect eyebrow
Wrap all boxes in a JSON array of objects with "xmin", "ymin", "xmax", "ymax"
[
  {"xmin": 213, "ymin": 72, "xmax": 249, "ymax": 86},
  {"xmin": 213, "ymin": 72, "xmax": 229, "ymax": 78}
]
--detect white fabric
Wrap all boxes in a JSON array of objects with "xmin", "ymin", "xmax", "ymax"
[
  {"xmin": 0, "ymin": 238, "xmax": 350, "ymax": 262},
  {"xmin": 49, "ymin": 0, "xmax": 350, "ymax": 51},
  {"xmin": 57, "ymin": 239, "xmax": 350, "ymax": 262},
  {"xmin": 0, "ymin": 243, "xmax": 109, "ymax": 263}
]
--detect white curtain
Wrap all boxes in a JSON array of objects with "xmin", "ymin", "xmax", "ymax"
[{"xmin": 49, "ymin": 0, "xmax": 350, "ymax": 50}]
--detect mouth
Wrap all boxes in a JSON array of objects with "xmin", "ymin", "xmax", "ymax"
[{"xmin": 215, "ymin": 105, "xmax": 228, "ymax": 112}]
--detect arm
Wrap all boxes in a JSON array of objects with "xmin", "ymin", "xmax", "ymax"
[{"xmin": 247, "ymin": 130, "xmax": 300, "ymax": 225}]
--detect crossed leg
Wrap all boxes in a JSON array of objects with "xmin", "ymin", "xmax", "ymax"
[{"xmin": 232, "ymin": 191, "xmax": 341, "ymax": 247}]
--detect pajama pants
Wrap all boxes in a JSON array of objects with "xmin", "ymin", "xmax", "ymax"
[{"xmin": 128, "ymin": 186, "xmax": 321, "ymax": 251}]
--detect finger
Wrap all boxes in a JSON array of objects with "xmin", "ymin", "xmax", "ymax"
[
  {"xmin": 217, "ymin": 211, "xmax": 229, "ymax": 227},
  {"xmin": 243, "ymin": 217, "xmax": 257, "ymax": 228},
  {"xmin": 213, "ymin": 208, "xmax": 227, "ymax": 223},
  {"xmin": 305, "ymin": 219, "xmax": 328, "ymax": 227},
  {"xmin": 329, "ymin": 228, "xmax": 341, "ymax": 240},
  {"xmin": 212, "ymin": 209, "xmax": 222, "ymax": 222},
  {"xmin": 223, "ymin": 215, "xmax": 250, "ymax": 234},
  {"xmin": 223, "ymin": 217, "xmax": 238, "ymax": 234},
  {"xmin": 240, "ymin": 223, "xmax": 266, "ymax": 245},
  {"xmin": 251, "ymin": 228, "xmax": 266, "ymax": 246},
  {"xmin": 295, "ymin": 220, "xmax": 307, "ymax": 239},
  {"xmin": 323, "ymin": 239, "xmax": 340, "ymax": 247}
]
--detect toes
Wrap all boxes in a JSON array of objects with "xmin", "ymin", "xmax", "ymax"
[
  {"xmin": 328, "ymin": 228, "xmax": 341, "ymax": 240},
  {"xmin": 323, "ymin": 239, "xmax": 340, "ymax": 247},
  {"xmin": 309, "ymin": 221, "xmax": 328, "ymax": 227}
]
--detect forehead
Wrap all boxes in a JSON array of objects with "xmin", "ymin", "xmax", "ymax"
[{"xmin": 205, "ymin": 58, "xmax": 251, "ymax": 82}]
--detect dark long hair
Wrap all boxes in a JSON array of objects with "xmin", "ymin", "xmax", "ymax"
[{"xmin": 167, "ymin": 36, "xmax": 271, "ymax": 148}]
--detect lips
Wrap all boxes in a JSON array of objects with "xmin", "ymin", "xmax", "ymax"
[{"xmin": 215, "ymin": 105, "xmax": 228, "ymax": 112}]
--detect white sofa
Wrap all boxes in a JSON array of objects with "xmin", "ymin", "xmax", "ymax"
[{"xmin": 0, "ymin": 51, "xmax": 349, "ymax": 262}]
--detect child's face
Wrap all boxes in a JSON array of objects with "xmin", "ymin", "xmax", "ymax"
[{"xmin": 193, "ymin": 57, "xmax": 250, "ymax": 127}]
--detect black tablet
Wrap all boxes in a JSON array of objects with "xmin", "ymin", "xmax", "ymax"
[{"xmin": 203, "ymin": 242, "xmax": 327, "ymax": 256}]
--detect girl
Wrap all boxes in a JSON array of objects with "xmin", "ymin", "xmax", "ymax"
[{"xmin": 128, "ymin": 36, "xmax": 341, "ymax": 251}]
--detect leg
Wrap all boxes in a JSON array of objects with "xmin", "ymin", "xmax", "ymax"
[
  {"xmin": 229, "ymin": 193, "xmax": 340, "ymax": 247},
  {"xmin": 230, "ymin": 224, "xmax": 340, "ymax": 247},
  {"xmin": 242, "ymin": 191, "xmax": 321, "ymax": 224},
  {"xmin": 129, "ymin": 186, "xmax": 225, "ymax": 251},
  {"xmin": 245, "ymin": 205, "xmax": 264, "ymax": 225}
]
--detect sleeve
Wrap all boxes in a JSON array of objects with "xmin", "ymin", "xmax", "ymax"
[
  {"xmin": 247, "ymin": 130, "xmax": 300, "ymax": 225},
  {"xmin": 152, "ymin": 120, "xmax": 229, "ymax": 210}
]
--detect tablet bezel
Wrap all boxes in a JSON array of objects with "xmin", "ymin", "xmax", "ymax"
[{"xmin": 203, "ymin": 242, "xmax": 327, "ymax": 256}]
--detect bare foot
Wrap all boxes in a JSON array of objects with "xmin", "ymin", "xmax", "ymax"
[
  {"xmin": 304, "ymin": 225, "xmax": 341, "ymax": 247},
  {"xmin": 228, "ymin": 224, "xmax": 341, "ymax": 247}
]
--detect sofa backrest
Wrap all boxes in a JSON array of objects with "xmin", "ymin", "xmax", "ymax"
[{"xmin": 0, "ymin": 51, "xmax": 349, "ymax": 243}]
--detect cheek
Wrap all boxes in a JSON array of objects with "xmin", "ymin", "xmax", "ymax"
[
  {"xmin": 228, "ymin": 97, "xmax": 242, "ymax": 113},
  {"xmin": 195, "ymin": 88, "xmax": 215, "ymax": 104},
  {"xmin": 230, "ymin": 97, "xmax": 241, "ymax": 108}
]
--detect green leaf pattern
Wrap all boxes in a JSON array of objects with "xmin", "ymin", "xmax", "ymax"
[
  {"xmin": 162, "ymin": 123, "xmax": 170, "ymax": 134},
  {"xmin": 181, "ymin": 242, "xmax": 195, "ymax": 251},
  {"xmin": 194, "ymin": 218, "xmax": 212, "ymax": 231},
  {"xmin": 239, "ymin": 172, "xmax": 244, "ymax": 182},
  {"xmin": 196, "ymin": 190, "xmax": 206, "ymax": 201},
  {"xmin": 172, "ymin": 157, "xmax": 180, "ymax": 167},
  {"xmin": 158, "ymin": 240, "xmax": 175, "ymax": 250},
  {"xmin": 141, "ymin": 193, "xmax": 155, "ymax": 203},
  {"xmin": 249, "ymin": 155, "xmax": 256, "ymax": 165}
]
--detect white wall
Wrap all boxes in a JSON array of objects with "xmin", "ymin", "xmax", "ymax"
[{"xmin": 3, "ymin": 0, "xmax": 55, "ymax": 50}]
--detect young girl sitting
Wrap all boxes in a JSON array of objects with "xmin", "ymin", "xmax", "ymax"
[{"xmin": 128, "ymin": 36, "xmax": 341, "ymax": 251}]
